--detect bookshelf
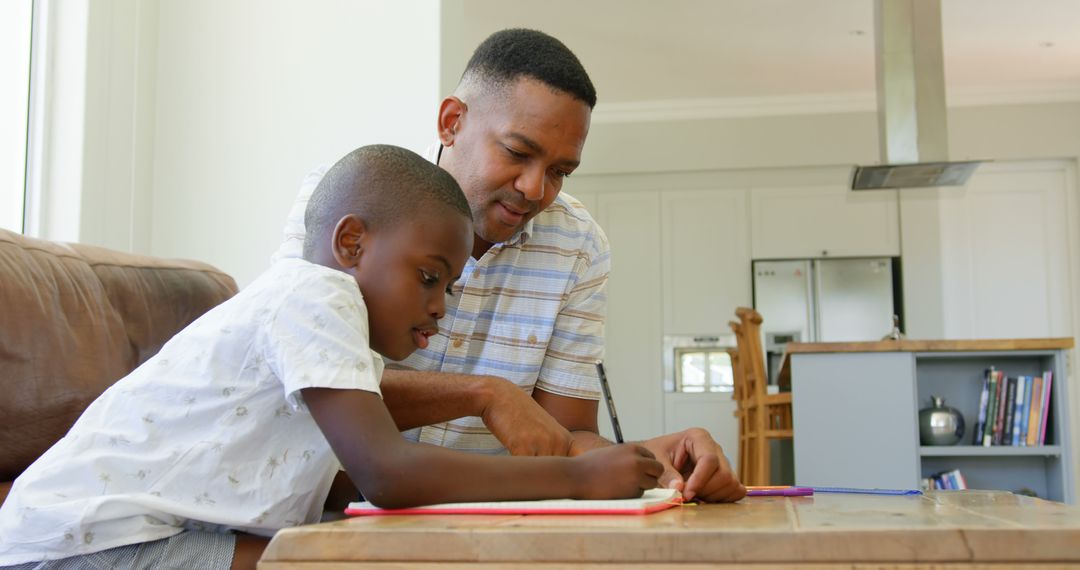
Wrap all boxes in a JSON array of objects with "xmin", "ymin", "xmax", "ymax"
[{"xmin": 788, "ymin": 339, "xmax": 1074, "ymax": 503}]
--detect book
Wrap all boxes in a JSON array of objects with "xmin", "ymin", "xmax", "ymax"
[
  {"xmin": 1018, "ymin": 375, "xmax": 1033, "ymax": 446},
  {"xmin": 972, "ymin": 368, "xmax": 992, "ymax": 445},
  {"xmin": 982, "ymin": 370, "xmax": 1000, "ymax": 446},
  {"xmin": 992, "ymin": 370, "xmax": 1007, "ymax": 445},
  {"xmin": 1039, "ymin": 371, "xmax": 1053, "ymax": 445},
  {"xmin": 345, "ymin": 488, "xmax": 683, "ymax": 516},
  {"xmin": 1000, "ymin": 375, "xmax": 1017, "ymax": 445},
  {"xmin": 1011, "ymin": 375, "xmax": 1026, "ymax": 446},
  {"xmin": 1026, "ymin": 375, "xmax": 1044, "ymax": 447}
]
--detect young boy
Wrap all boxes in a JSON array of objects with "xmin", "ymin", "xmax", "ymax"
[{"xmin": 0, "ymin": 145, "xmax": 663, "ymax": 569}]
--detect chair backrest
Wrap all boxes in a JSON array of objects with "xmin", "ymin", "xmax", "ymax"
[
  {"xmin": 726, "ymin": 346, "xmax": 743, "ymax": 403},
  {"xmin": 731, "ymin": 307, "xmax": 770, "ymax": 401}
]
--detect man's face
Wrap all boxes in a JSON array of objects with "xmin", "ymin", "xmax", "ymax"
[
  {"xmin": 442, "ymin": 79, "xmax": 591, "ymax": 254},
  {"xmin": 353, "ymin": 211, "xmax": 472, "ymax": 361}
]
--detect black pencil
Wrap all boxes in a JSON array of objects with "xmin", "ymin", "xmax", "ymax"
[{"xmin": 595, "ymin": 360, "xmax": 624, "ymax": 444}]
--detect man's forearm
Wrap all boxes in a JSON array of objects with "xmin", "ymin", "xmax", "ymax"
[
  {"xmin": 567, "ymin": 429, "xmax": 612, "ymax": 456},
  {"xmin": 379, "ymin": 368, "xmax": 495, "ymax": 431}
]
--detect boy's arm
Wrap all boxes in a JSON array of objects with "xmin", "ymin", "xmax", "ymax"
[
  {"xmin": 379, "ymin": 368, "xmax": 576, "ymax": 456},
  {"xmin": 302, "ymin": 387, "xmax": 662, "ymax": 509},
  {"xmin": 533, "ymin": 389, "xmax": 747, "ymax": 503}
]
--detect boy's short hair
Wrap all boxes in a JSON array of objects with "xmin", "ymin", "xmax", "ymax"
[
  {"xmin": 457, "ymin": 28, "xmax": 597, "ymax": 109},
  {"xmin": 302, "ymin": 145, "xmax": 471, "ymax": 260}
]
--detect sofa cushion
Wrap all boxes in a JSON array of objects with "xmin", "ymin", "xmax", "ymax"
[{"xmin": 0, "ymin": 229, "xmax": 237, "ymax": 481}]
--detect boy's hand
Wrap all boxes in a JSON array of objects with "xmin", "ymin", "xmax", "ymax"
[
  {"xmin": 480, "ymin": 377, "xmax": 575, "ymax": 456},
  {"xmin": 571, "ymin": 444, "xmax": 663, "ymax": 499},
  {"xmin": 643, "ymin": 428, "xmax": 746, "ymax": 503}
]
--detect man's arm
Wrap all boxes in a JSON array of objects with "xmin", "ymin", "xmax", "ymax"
[
  {"xmin": 380, "ymin": 368, "xmax": 575, "ymax": 456},
  {"xmin": 533, "ymin": 388, "xmax": 746, "ymax": 503}
]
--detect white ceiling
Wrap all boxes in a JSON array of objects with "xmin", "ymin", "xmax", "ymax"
[{"xmin": 458, "ymin": 0, "xmax": 1080, "ymax": 114}]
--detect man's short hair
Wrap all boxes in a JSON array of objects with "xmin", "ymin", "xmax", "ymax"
[
  {"xmin": 302, "ymin": 145, "xmax": 471, "ymax": 260},
  {"xmin": 458, "ymin": 28, "xmax": 597, "ymax": 108}
]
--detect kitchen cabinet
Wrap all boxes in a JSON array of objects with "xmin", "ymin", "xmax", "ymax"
[
  {"xmin": 937, "ymin": 161, "xmax": 1072, "ymax": 339},
  {"xmin": 751, "ymin": 185, "xmax": 900, "ymax": 259},
  {"xmin": 661, "ymin": 189, "xmax": 752, "ymax": 334},
  {"xmin": 594, "ymin": 191, "xmax": 664, "ymax": 441}
]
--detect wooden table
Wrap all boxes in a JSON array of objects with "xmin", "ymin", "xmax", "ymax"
[{"xmin": 259, "ymin": 490, "xmax": 1080, "ymax": 568}]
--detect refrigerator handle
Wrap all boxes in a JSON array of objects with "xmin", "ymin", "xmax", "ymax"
[{"xmin": 810, "ymin": 260, "xmax": 822, "ymax": 343}]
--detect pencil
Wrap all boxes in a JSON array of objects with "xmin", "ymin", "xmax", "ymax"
[{"xmin": 595, "ymin": 360, "xmax": 624, "ymax": 444}]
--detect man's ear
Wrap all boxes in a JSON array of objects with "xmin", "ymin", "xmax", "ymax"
[
  {"xmin": 331, "ymin": 214, "xmax": 367, "ymax": 269},
  {"xmin": 437, "ymin": 96, "xmax": 467, "ymax": 147}
]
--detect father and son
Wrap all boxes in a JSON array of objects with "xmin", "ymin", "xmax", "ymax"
[{"xmin": 0, "ymin": 28, "xmax": 745, "ymax": 569}]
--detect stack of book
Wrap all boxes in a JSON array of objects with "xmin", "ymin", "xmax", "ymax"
[
  {"xmin": 922, "ymin": 469, "xmax": 968, "ymax": 491},
  {"xmin": 971, "ymin": 367, "xmax": 1053, "ymax": 447}
]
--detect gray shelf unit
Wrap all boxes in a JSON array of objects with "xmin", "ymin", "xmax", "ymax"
[
  {"xmin": 915, "ymin": 350, "xmax": 1072, "ymax": 503},
  {"xmin": 791, "ymin": 348, "xmax": 1074, "ymax": 503}
]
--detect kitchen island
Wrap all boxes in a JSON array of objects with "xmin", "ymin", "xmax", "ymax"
[{"xmin": 778, "ymin": 338, "xmax": 1075, "ymax": 502}]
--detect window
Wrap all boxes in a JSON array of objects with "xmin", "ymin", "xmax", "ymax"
[
  {"xmin": 674, "ymin": 347, "xmax": 734, "ymax": 393},
  {"xmin": 0, "ymin": 0, "xmax": 33, "ymax": 233}
]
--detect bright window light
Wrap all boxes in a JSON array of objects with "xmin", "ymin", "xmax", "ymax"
[
  {"xmin": 0, "ymin": 0, "xmax": 33, "ymax": 233},
  {"xmin": 675, "ymin": 348, "xmax": 734, "ymax": 393}
]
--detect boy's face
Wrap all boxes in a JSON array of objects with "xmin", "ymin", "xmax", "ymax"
[
  {"xmin": 353, "ymin": 211, "xmax": 472, "ymax": 361},
  {"xmin": 441, "ymin": 78, "xmax": 591, "ymax": 255}
]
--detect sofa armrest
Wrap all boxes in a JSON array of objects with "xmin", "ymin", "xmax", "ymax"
[{"xmin": 0, "ymin": 229, "xmax": 238, "ymax": 481}]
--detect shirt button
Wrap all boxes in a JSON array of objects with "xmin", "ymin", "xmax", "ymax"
[
  {"xmin": 472, "ymin": 269, "xmax": 481, "ymax": 278},
  {"xmin": 527, "ymin": 334, "xmax": 537, "ymax": 345},
  {"xmin": 452, "ymin": 339, "xmax": 463, "ymax": 348}
]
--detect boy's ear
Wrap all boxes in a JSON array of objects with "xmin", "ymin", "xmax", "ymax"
[
  {"xmin": 437, "ymin": 96, "xmax": 467, "ymax": 147},
  {"xmin": 331, "ymin": 214, "xmax": 367, "ymax": 269}
]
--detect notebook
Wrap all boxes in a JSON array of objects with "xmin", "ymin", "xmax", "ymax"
[{"xmin": 345, "ymin": 487, "xmax": 683, "ymax": 516}]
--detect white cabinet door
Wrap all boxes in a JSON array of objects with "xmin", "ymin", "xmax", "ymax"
[
  {"xmin": 939, "ymin": 161, "xmax": 1073, "ymax": 339},
  {"xmin": 662, "ymin": 189, "xmax": 752, "ymax": 334},
  {"xmin": 751, "ymin": 185, "xmax": 900, "ymax": 259},
  {"xmin": 596, "ymin": 192, "xmax": 664, "ymax": 441}
]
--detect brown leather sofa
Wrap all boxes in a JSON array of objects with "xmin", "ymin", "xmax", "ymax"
[{"xmin": 0, "ymin": 228, "xmax": 237, "ymax": 505}]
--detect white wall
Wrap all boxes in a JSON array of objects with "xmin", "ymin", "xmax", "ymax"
[
  {"xmin": 28, "ymin": 0, "xmax": 443, "ymax": 287},
  {"xmin": 148, "ymin": 0, "xmax": 442, "ymax": 285}
]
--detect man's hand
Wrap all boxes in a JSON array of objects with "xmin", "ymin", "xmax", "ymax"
[
  {"xmin": 641, "ymin": 428, "xmax": 746, "ymax": 502},
  {"xmin": 480, "ymin": 378, "xmax": 575, "ymax": 456}
]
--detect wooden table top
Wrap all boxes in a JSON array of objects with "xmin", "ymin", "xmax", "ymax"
[
  {"xmin": 259, "ymin": 491, "xmax": 1080, "ymax": 568},
  {"xmin": 776, "ymin": 337, "xmax": 1075, "ymax": 388}
]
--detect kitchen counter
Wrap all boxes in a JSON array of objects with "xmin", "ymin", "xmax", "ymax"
[{"xmin": 777, "ymin": 337, "xmax": 1074, "ymax": 388}]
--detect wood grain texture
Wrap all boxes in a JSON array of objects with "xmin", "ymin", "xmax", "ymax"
[
  {"xmin": 776, "ymin": 337, "xmax": 1075, "ymax": 387},
  {"xmin": 259, "ymin": 491, "xmax": 1080, "ymax": 567}
]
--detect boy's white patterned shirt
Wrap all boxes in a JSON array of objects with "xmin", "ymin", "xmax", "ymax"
[{"xmin": 0, "ymin": 258, "xmax": 383, "ymax": 564}]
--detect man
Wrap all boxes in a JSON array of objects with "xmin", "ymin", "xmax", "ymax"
[{"xmin": 278, "ymin": 28, "xmax": 745, "ymax": 503}]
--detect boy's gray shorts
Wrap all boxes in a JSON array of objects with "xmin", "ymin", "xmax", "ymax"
[{"xmin": 1, "ymin": 530, "xmax": 236, "ymax": 570}]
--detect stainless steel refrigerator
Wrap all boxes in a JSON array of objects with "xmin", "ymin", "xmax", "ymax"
[{"xmin": 753, "ymin": 257, "xmax": 901, "ymax": 359}]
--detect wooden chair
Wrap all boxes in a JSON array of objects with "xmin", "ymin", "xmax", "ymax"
[
  {"xmin": 726, "ymin": 347, "xmax": 751, "ymax": 483},
  {"xmin": 729, "ymin": 307, "xmax": 793, "ymax": 486}
]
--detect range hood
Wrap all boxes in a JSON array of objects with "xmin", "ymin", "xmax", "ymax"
[{"xmin": 851, "ymin": 0, "xmax": 983, "ymax": 190}]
